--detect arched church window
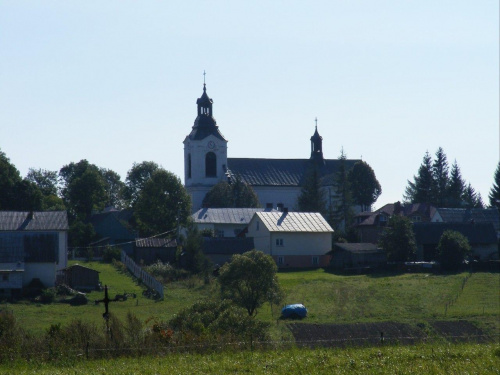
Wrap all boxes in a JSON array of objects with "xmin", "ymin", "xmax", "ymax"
[
  {"xmin": 205, "ymin": 152, "xmax": 216, "ymax": 177},
  {"xmin": 188, "ymin": 153, "xmax": 192, "ymax": 179}
]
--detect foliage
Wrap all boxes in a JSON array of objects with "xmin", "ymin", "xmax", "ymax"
[
  {"xmin": 123, "ymin": 161, "xmax": 159, "ymax": 206},
  {"xmin": 102, "ymin": 245, "xmax": 122, "ymax": 263},
  {"xmin": 348, "ymin": 160, "xmax": 382, "ymax": 210},
  {"xmin": 100, "ymin": 168, "xmax": 126, "ymax": 209},
  {"xmin": 489, "ymin": 161, "xmax": 500, "ymax": 208},
  {"xmin": 331, "ymin": 148, "xmax": 354, "ymax": 230},
  {"xmin": 297, "ymin": 164, "xmax": 326, "ymax": 213},
  {"xmin": 134, "ymin": 168, "xmax": 191, "ymax": 237},
  {"xmin": 218, "ymin": 250, "xmax": 284, "ymax": 316},
  {"xmin": 180, "ymin": 224, "xmax": 211, "ymax": 274},
  {"xmin": 446, "ymin": 161, "xmax": 465, "ymax": 208},
  {"xmin": 59, "ymin": 160, "xmax": 108, "ymax": 220},
  {"xmin": 378, "ymin": 215, "xmax": 417, "ymax": 262},
  {"xmin": 68, "ymin": 220, "xmax": 96, "ymax": 248},
  {"xmin": 0, "ymin": 149, "xmax": 42, "ymax": 211},
  {"xmin": 404, "ymin": 151, "xmax": 434, "ymax": 204},
  {"xmin": 431, "ymin": 147, "xmax": 449, "ymax": 207},
  {"xmin": 26, "ymin": 168, "xmax": 59, "ymax": 197},
  {"xmin": 202, "ymin": 176, "xmax": 259, "ymax": 208},
  {"xmin": 168, "ymin": 299, "xmax": 270, "ymax": 345},
  {"xmin": 437, "ymin": 230, "xmax": 471, "ymax": 271},
  {"xmin": 144, "ymin": 261, "xmax": 190, "ymax": 282},
  {"xmin": 462, "ymin": 183, "xmax": 484, "ymax": 209}
]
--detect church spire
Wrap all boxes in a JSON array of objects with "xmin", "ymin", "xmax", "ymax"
[{"xmin": 310, "ymin": 118, "xmax": 324, "ymax": 162}]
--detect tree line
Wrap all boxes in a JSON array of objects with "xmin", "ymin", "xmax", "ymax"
[{"xmin": 0, "ymin": 149, "xmax": 191, "ymax": 247}]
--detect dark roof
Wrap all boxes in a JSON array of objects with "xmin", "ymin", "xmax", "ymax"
[
  {"xmin": 413, "ymin": 222, "xmax": 497, "ymax": 245},
  {"xmin": 0, "ymin": 211, "xmax": 68, "ymax": 231},
  {"xmin": 63, "ymin": 264, "xmax": 100, "ymax": 273},
  {"xmin": 89, "ymin": 209, "xmax": 134, "ymax": 226},
  {"xmin": 135, "ymin": 238, "xmax": 177, "ymax": 248},
  {"xmin": 202, "ymin": 237, "xmax": 254, "ymax": 255},
  {"xmin": 227, "ymin": 158, "xmax": 359, "ymax": 187},
  {"xmin": 334, "ymin": 243, "xmax": 382, "ymax": 253},
  {"xmin": 187, "ymin": 116, "xmax": 226, "ymax": 141},
  {"xmin": 437, "ymin": 208, "xmax": 500, "ymax": 232}
]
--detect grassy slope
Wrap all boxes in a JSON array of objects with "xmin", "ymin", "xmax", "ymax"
[
  {"xmin": 1, "ymin": 343, "xmax": 499, "ymax": 374},
  {"xmin": 2, "ymin": 263, "xmax": 499, "ymax": 336}
]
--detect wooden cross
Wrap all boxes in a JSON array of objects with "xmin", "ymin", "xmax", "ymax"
[
  {"xmin": 315, "ymin": 117, "xmax": 318, "ymax": 129},
  {"xmin": 95, "ymin": 285, "xmax": 115, "ymax": 321},
  {"xmin": 203, "ymin": 70, "xmax": 206, "ymax": 84}
]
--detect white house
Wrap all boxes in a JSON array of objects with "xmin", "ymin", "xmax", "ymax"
[
  {"xmin": 0, "ymin": 211, "xmax": 69, "ymax": 297},
  {"xmin": 191, "ymin": 207, "xmax": 277, "ymax": 237},
  {"xmin": 247, "ymin": 211, "xmax": 334, "ymax": 268}
]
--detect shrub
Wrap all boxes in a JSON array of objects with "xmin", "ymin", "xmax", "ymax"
[
  {"xmin": 102, "ymin": 246, "xmax": 122, "ymax": 263},
  {"xmin": 144, "ymin": 261, "xmax": 189, "ymax": 283},
  {"xmin": 438, "ymin": 230, "xmax": 471, "ymax": 271}
]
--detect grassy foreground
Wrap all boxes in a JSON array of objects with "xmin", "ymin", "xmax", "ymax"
[{"xmin": 1, "ymin": 343, "xmax": 498, "ymax": 374}]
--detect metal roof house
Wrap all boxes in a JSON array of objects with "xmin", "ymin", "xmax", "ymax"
[
  {"xmin": 0, "ymin": 211, "xmax": 69, "ymax": 297},
  {"xmin": 247, "ymin": 211, "xmax": 334, "ymax": 268},
  {"xmin": 191, "ymin": 207, "xmax": 277, "ymax": 237}
]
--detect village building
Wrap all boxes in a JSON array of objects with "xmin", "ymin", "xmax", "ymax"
[
  {"xmin": 183, "ymin": 84, "xmax": 361, "ymax": 213},
  {"xmin": 247, "ymin": 211, "xmax": 333, "ymax": 268},
  {"xmin": 0, "ymin": 211, "xmax": 68, "ymax": 297}
]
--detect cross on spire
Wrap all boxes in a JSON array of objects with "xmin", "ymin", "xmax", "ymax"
[
  {"xmin": 203, "ymin": 70, "xmax": 206, "ymax": 85},
  {"xmin": 315, "ymin": 117, "xmax": 318, "ymax": 129}
]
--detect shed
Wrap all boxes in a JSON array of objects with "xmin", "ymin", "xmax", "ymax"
[
  {"xmin": 331, "ymin": 243, "xmax": 386, "ymax": 271},
  {"xmin": 59, "ymin": 264, "xmax": 100, "ymax": 291},
  {"xmin": 134, "ymin": 238, "xmax": 177, "ymax": 265}
]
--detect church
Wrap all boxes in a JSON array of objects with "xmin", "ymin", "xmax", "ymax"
[{"xmin": 183, "ymin": 84, "xmax": 360, "ymax": 214}]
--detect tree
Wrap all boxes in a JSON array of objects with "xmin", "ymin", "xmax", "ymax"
[
  {"xmin": 123, "ymin": 161, "xmax": 159, "ymax": 206},
  {"xmin": 446, "ymin": 161, "xmax": 465, "ymax": 207},
  {"xmin": 134, "ymin": 169, "xmax": 191, "ymax": 237},
  {"xmin": 488, "ymin": 161, "xmax": 500, "ymax": 208},
  {"xmin": 180, "ymin": 223, "xmax": 210, "ymax": 274},
  {"xmin": 202, "ymin": 176, "xmax": 259, "ymax": 208},
  {"xmin": 100, "ymin": 168, "xmax": 126, "ymax": 209},
  {"xmin": 0, "ymin": 149, "xmax": 42, "ymax": 211},
  {"xmin": 59, "ymin": 160, "xmax": 107, "ymax": 220},
  {"xmin": 404, "ymin": 151, "xmax": 434, "ymax": 204},
  {"xmin": 218, "ymin": 250, "xmax": 284, "ymax": 316},
  {"xmin": 297, "ymin": 164, "xmax": 326, "ymax": 213},
  {"xmin": 462, "ymin": 183, "xmax": 484, "ymax": 209},
  {"xmin": 437, "ymin": 230, "xmax": 471, "ymax": 271},
  {"xmin": 331, "ymin": 148, "xmax": 354, "ymax": 230},
  {"xmin": 348, "ymin": 160, "xmax": 382, "ymax": 211},
  {"xmin": 378, "ymin": 215, "xmax": 417, "ymax": 262},
  {"xmin": 431, "ymin": 147, "xmax": 449, "ymax": 207},
  {"xmin": 26, "ymin": 168, "xmax": 65, "ymax": 210}
]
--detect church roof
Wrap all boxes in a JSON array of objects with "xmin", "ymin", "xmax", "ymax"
[
  {"xmin": 254, "ymin": 211, "xmax": 333, "ymax": 233},
  {"xmin": 227, "ymin": 158, "xmax": 359, "ymax": 187}
]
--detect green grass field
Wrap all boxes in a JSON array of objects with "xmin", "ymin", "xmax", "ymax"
[
  {"xmin": 2, "ymin": 262, "xmax": 499, "ymax": 337},
  {"xmin": 1, "ymin": 343, "xmax": 498, "ymax": 374}
]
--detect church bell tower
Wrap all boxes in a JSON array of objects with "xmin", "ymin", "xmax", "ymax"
[{"xmin": 183, "ymin": 83, "xmax": 228, "ymax": 211}]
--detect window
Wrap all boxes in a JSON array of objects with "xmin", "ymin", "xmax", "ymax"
[
  {"xmin": 205, "ymin": 152, "xmax": 217, "ymax": 177},
  {"xmin": 379, "ymin": 215, "xmax": 387, "ymax": 222},
  {"xmin": 276, "ymin": 238, "xmax": 284, "ymax": 247},
  {"xmin": 312, "ymin": 256, "xmax": 319, "ymax": 266},
  {"xmin": 215, "ymin": 230, "xmax": 224, "ymax": 238},
  {"xmin": 1, "ymin": 273, "xmax": 8, "ymax": 282},
  {"xmin": 278, "ymin": 256, "xmax": 284, "ymax": 265},
  {"xmin": 187, "ymin": 153, "xmax": 192, "ymax": 179},
  {"xmin": 412, "ymin": 216, "xmax": 421, "ymax": 222}
]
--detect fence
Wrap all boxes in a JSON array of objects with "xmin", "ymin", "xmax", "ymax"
[{"xmin": 121, "ymin": 251, "xmax": 164, "ymax": 299}]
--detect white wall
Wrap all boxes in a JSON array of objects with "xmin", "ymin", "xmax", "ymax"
[
  {"xmin": 24, "ymin": 263, "xmax": 56, "ymax": 287},
  {"xmin": 58, "ymin": 231, "xmax": 68, "ymax": 270}
]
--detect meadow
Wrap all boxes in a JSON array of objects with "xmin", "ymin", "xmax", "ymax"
[
  {"xmin": 2, "ymin": 262, "xmax": 499, "ymax": 337},
  {"xmin": 1, "ymin": 343, "xmax": 498, "ymax": 374}
]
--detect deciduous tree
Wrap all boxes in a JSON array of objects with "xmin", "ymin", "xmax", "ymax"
[
  {"xmin": 437, "ymin": 230, "xmax": 471, "ymax": 271},
  {"xmin": 218, "ymin": 250, "xmax": 284, "ymax": 316},
  {"xmin": 123, "ymin": 161, "xmax": 159, "ymax": 206},
  {"xmin": 202, "ymin": 176, "xmax": 259, "ymax": 208},
  {"xmin": 378, "ymin": 215, "xmax": 417, "ymax": 262},
  {"xmin": 348, "ymin": 160, "xmax": 382, "ymax": 211}
]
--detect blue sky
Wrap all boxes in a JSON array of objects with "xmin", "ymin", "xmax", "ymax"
[{"xmin": 1, "ymin": 1, "xmax": 498, "ymax": 208}]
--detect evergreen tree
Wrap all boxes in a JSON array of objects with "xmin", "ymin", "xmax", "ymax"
[
  {"xmin": 297, "ymin": 164, "xmax": 326, "ymax": 213},
  {"xmin": 332, "ymin": 148, "xmax": 354, "ymax": 231},
  {"xmin": 348, "ymin": 160, "xmax": 381, "ymax": 211},
  {"xmin": 488, "ymin": 161, "xmax": 500, "ymax": 208},
  {"xmin": 378, "ymin": 215, "xmax": 417, "ymax": 262},
  {"xmin": 446, "ymin": 161, "xmax": 465, "ymax": 207},
  {"xmin": 404, "ymin": 151, "xmax": 434, "ymax": 204},
  {"xmin": 462, "ymin": 183, "xmax": 483, "ymax": 208},
  {"xmin": 431, "ymin": 147, "xmax": 449, "ymax": 206}
]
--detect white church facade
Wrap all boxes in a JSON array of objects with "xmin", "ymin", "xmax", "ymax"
[{"xmin": 183, "ymin": 84, "xmax": 360, "ymax": 214}]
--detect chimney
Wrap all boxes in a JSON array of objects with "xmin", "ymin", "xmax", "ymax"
[
  {"xmin": 27, "ymin": 211, "xmax": 34, "ymax": 220},
  {"xmin": 277, "ymin": 203, "xmax": 284, "ymax": 212},
  {"xmin": 283, "ymin": 207, "xmax": 288, "ymax": 214}
]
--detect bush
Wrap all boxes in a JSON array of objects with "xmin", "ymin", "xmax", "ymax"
[
  {"xmin": 102, "ymin": 246, "xmax": 122, "ymax": 263},
  {"xmin": 438, "ymin": 230, "xmax": 471, "ymax": 271},
  {"xmin": 39, "ymin": 288, "xmax": 56, "ymax": 304},
  {"xmin": 144, "ymin": 261, "xmax": 190, "ymax": 283}
]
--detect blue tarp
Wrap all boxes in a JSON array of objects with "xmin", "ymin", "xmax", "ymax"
[{"xmin": 281, "ymin": 304, "xmax": 307, "ymax": 318}]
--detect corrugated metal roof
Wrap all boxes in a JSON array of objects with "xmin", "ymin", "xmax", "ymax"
[
  {"xmin": 256, "ymin": 212, "xmax": 333, "ymax": 233},
  {"xmin": 135, "ymin": 238, "xmax": 177, "ymax": 248},
  {"xmin": 227, "ymin": 158, "xmax": 359, "ymax": 187},
  {"xmin": 192, "ymin": 208, "xmax": 277, "ymax": 224},
  {"xmin": 0, "ymin": 211, "xmax": 68, "ymax": 231}
]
